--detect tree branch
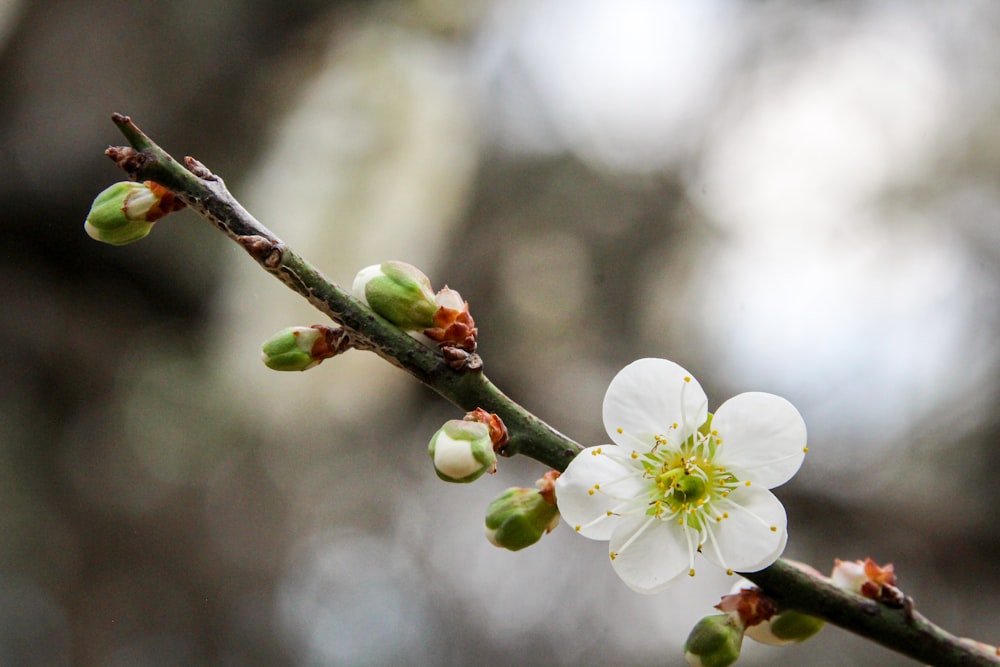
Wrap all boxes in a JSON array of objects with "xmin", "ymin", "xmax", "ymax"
[
  {"xmin": 103, "ymin": 113, "xmax": 998, "ymax": 667},
  {"xmin": 106, "ymin": 113, "xmax": 581, "ymax": 472},
  {"xmin": 745, "ymin": 560, "xmax": 997, "ymax": 666}
]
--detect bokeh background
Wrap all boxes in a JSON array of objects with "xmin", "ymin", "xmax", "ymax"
[{"xmin": 2, "ymin": 0, "xmax": 998, "ymax": 665}]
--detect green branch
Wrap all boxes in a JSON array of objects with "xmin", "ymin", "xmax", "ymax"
[
  {"xmin": 106, "ymin": 113, "xmax": 581, "ymax": 472},
  {"xmin": 103, "ymin": 113, "xmax": 998, "ymax": 667},
  {"xmin": 744, "ymin": 560, "xmax": 997, "ymax": 666}
]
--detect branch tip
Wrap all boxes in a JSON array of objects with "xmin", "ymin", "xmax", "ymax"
[{"xmin": 110, "ymin": 112, "xmax": 153, "ymax": 151}]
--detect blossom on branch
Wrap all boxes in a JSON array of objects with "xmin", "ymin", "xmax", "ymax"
[{"xmin": 554, "ymin": 358, "xmax": 807, "ymax": 593}]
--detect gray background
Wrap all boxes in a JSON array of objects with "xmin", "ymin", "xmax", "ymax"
[{"xmin": 1, "ymin": 1, "xmax": 998, "ymax": 665}]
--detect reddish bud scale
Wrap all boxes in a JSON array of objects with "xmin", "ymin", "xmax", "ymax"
[
  {"xmin": 464, "ymin": 408, "xmax": 509, "ymax": 453},
  {"xmin": 537, "ymin": 470, "xmax": 560, "ymax": 506},
  {"xmin": 141, "ymin": 181, "xmax": 186, "ymax": 221},
  {"xmin": 308, "ymin": 325, "xmax": 354, "ymax": 360},
  {"xmin": 716, "ymin": 587, "xmax": 778, "ymax": 629},
  {"xmin": 425, "ymin": 301, "xmax": 478, "ymax": 352}
]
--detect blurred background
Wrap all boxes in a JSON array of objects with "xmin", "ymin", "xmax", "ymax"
[{"xmin": 1, "ymin": 0, "xmax": 998, "ymax": 664}]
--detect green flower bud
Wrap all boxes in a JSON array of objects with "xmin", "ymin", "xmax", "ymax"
[
  {"xmin": 485, "ymin": 487, "xmax": 560, "ymax": 551},
  {"xmin": 84, "ymin": 181, "xmax": 181, "ymax": 245},
  {"xmin": 428, "ymin": 420, "xmax": 496, "ymax": 483},
  {"xmin": 261, "ymin": 326, "xmax": 325, "ymax": 371},
  {"xmin": 684, "ymin": 614, "xmax": 744, "ymax": 667},
  {"xmin": 260, "ymin": 324, "xmax": 353, "ymax": 371},
  {"xmin": 352, "ymin": 261, "xmax": 437, "ymax": 330},
  {"xmin": 745, "ymin": 610, "xmax": 825, "ymax": 646}
]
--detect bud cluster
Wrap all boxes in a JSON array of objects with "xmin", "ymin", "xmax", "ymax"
[
  {"xmin": 688, "ymin": 564, "xmax": 827, "ymax": 665},
  {"xmin": 352, "ymin": 262, "xmax": 479, "ymax": 370}
]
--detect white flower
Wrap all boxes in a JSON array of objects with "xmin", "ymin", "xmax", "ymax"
[{"xmin": 554, "ymin": 358, "xmax": 807, "ymax": 594}]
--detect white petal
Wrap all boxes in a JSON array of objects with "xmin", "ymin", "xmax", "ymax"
[
  {"xmin": 351, "ymin": 264, "xmax": 382, "ymax": 305},
  {"xmin": 554, "ymin": 446, "xmax": 648, "ymax": 541},
  {"xmin": 700, "ymin": 486, "xmax": 788, "ymax": 573},
  {"xmin": 603, "ymin": 359, "xmax": 708, "ymax": 453},
  {"xmin": 711, "ymin": 392, "xmax": 807, "ymax": 488},
  {"xmin": 609, "ymin": 514, "xmax": 692, "ymax": 594}
]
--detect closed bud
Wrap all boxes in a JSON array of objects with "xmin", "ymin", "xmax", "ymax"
[
  {"xmin": 684, "ymin": 614, "xmax": 744, "ymax": 667},
  {"xmin": 831, "ymin": 558, "xmax": 900, "ymax": 604},
  {"xmin": 745, "ymin": 610, "xmax": 825, "ymax": 646},
  {"xmin": 484, "ymin": 485, "xmax": 560, "ymax": 551},
  {"xmin": 723, "ymin": 578, "xmax": 824, "ymax": 647},
  {"xmin": 352, "ymin": 261, "xmax": 437, "ymax": 330},
  {"xmin": 260, "ymin": 325, "xmax": 354, "ymax": 371},
  {"xmin": 84, "ymin": 181, "xmax": 183, "ymax": 245},
  {"xmin": 428, "ymin": 420, "xmax": 496, "ymax": 483}
]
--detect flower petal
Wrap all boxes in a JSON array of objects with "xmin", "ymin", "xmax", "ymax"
[
  {"xmin": 602, "ymin": 358, "xmax": 708, "ymax": 453},
  {"xmin": 711, "ymin": 392, "xmax": 806, "ymax": 488},
  {"xmin": 609, "ymin": 514, "xmax": 691, "ymax": 594},
  {"xmin": 700, "ymin": 485, "xmax": 788, "ymax": 573},
  {"xmin": 554, "ymin": 446, "xmax": 648, "ymax": 541}
]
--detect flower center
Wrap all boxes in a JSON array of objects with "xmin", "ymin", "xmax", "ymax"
[{"xmin": 641, "ymin": 425, "xmax": 740, "ymax": 532}]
